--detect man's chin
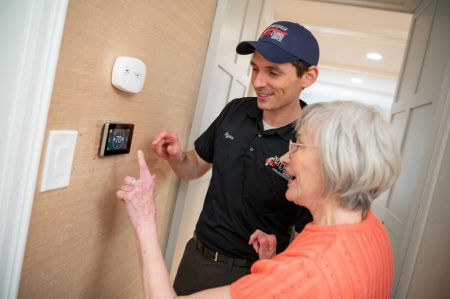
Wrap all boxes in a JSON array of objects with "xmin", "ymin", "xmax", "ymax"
[{"xmin": 257, "ymin": 98, "xmax": 271, "ymax": 109}]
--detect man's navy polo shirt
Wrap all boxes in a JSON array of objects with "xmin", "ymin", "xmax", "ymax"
[{"xmin": 194, "ymin": 97, "xmax": 311, "ymax": 260}]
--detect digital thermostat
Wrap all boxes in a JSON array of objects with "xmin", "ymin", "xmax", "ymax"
[{"xmin": 99, "ymin": 122, "xmax": 134, "ymax": 156}]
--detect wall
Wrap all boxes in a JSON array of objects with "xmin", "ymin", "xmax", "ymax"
[{"xmin": 18, "ymin": 1, "xmax": 216, "ymax": 298}]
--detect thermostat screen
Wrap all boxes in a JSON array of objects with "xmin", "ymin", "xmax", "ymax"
[
  {"xmin": 107, "ymin": 128, "xmax": 131, "ymax": 151},
  {"xmin": 99, "ymin": 122, "xmax": 134, "ymax": 156}
]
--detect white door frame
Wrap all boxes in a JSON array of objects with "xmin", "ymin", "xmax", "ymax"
[
  {"xmin": 0, "ymin": 1, "xmax": 68, "ymax": 298},
  {"xmin": 163, "ymin": 0, "xmax": 229, "ymax": 268}
]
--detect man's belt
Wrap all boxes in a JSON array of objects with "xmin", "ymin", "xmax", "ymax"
[{"xmin": 194, "ymin": 235, "xmax": 255, "ymax": 268}]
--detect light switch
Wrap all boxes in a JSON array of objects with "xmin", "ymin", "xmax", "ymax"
[
  {"xmin": 52, "ymin": 145, "xmax": 70, "ymax": 176},
  {"xmin": 111, "ymin": 56, "xmax": 147, "ymax": 93},
  {"xmin": 40, "ymin": 130, "xmax": 78, "ymax": 192}
]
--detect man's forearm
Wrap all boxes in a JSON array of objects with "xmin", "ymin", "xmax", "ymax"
[{"xmin": 168, "ymin": 150, "xmax": 211, "ymax": 180}]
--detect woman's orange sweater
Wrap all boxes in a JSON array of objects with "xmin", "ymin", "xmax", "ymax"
[{"xmin": 231, "ymin": 211, "xmax": 393, "ymax": 299}]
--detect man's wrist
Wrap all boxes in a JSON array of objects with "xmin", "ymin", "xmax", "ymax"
[{"xmin": 176, "ymin": 151, "xmax": 186, "ymax": 163}]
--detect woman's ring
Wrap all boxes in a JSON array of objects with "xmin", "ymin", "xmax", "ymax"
[{"xmin": 129, "ymin": 178, "xmax": 137, "ymax": 186}]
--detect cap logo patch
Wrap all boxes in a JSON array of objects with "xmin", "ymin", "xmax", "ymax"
[{"xmin": 261, "ymin": 28, "xmax": 288, "ymax": 43}]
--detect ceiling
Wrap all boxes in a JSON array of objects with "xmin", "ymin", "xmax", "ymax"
[{"xmin": 261, "ymin": 0, "xmax": 418, "ymax": 116}]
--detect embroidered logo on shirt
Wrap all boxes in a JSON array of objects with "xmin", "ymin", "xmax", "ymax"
[
  {"xmin": 265, "ymin": 156, "xmax": 293, "ymax": 181},
  {"xmin": 224, "ymin": 132, "xmax": 234, "ymax": 140}
]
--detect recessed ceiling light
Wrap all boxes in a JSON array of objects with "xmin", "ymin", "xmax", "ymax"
[
  {"xmin": 351, "ymin": 77, "xmax": 363, "ymax": 84},
  {"xmin": 366, "ymin": 52, "xmax": 383, "ymax": 60}
]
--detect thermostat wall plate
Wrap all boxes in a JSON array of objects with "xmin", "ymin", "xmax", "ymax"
[{"xmin": 99, "ymin": 122, "xmax": 134, "ymax": 156}]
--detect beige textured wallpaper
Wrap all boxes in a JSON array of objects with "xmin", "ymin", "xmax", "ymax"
[{"xmin": 18, "ymin": 1, "xmax": 216, "ymax": 298}]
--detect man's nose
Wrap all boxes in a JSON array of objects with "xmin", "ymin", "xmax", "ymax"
[{"xmin": 252, "ymin": 72, "xmax": 266, "ymax": 88}]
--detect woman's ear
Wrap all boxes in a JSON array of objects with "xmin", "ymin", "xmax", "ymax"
[{"xmin": 301, "ymin": 66, "xmax": 319, "ymax": 88}]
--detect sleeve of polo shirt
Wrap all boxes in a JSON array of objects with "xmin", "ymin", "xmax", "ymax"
[{"xmin": 194, "ymin": 99, "xmax": 238, "ymax": 163}]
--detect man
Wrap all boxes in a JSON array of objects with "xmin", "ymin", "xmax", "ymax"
[{"xmin": 152, "ymin": 21, "xmax": 319, "ymax": 295}]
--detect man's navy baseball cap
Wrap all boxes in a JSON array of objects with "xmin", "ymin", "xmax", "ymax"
[{"xmin": 236, "ymin": 21, "xmax": 319, "ymax": 65}]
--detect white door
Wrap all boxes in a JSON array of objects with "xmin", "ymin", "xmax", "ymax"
[
  {"xmin": 370, "ymin": 0, "xmax": 450, "ymax": 297},
  {"xmin": 165, "ymin": 0, "xmax": 265, "ymax": 279}
]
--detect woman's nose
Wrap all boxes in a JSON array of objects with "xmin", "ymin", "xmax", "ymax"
[{"xmin": 280, "ymin": 152, "xmax": 289, "ymax": 164}]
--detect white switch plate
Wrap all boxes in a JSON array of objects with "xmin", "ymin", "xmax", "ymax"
[
  {"xmin": 111, "ymin": 56, "xmax": 146, "ymax": 93},
  {"xmin": 40, "ymin": 130, "xmax": 78, "ymax": 192}
]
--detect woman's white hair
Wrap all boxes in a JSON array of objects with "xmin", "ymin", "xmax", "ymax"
[{"xmin": 296, "ymin": 101, "xmax": 401, "ymax": 212}]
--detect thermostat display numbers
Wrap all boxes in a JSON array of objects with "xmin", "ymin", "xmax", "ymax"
[{"xmin": 107, "ymin": 128, "xmax": 129, "ymax": 150}]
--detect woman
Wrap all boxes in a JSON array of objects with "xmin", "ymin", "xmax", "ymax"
[{"xmin": 117, "ymin": 100, "xmax": 401, "ymax": 299}]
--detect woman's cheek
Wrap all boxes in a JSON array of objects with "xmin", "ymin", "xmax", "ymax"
[{"xmin": 286, "ymin": 181, "xmax": 301, "ymax": 203}]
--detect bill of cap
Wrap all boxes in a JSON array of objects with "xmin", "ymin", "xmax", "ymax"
[{"xmin": 236, "ymin": 40, "xmax": 298, "ymax": 63}]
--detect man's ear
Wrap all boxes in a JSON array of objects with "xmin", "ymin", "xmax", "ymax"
[{"xmin": 301, "ymin": 66, "xmax": 319, "ymax": 88}]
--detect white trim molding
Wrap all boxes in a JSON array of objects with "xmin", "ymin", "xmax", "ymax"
[{"xmin": 0, "ymin": 0, "xmax": 69, "ymax": 298}]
